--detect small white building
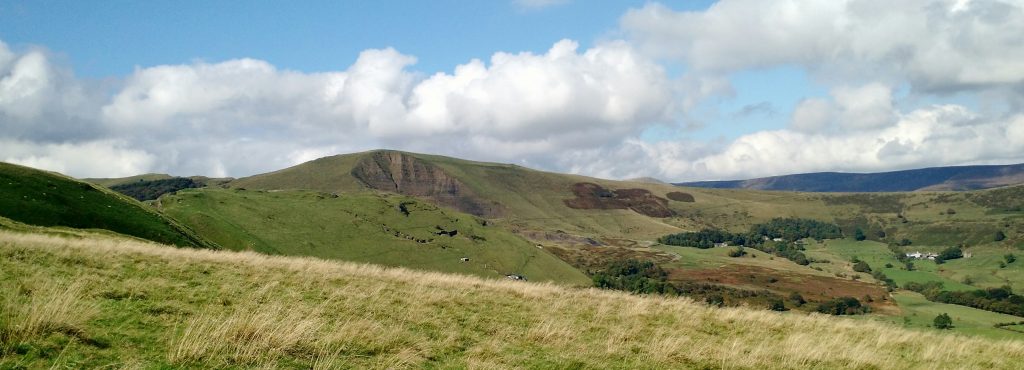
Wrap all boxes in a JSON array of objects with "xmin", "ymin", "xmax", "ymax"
[{"xmin": 905, "ymin": 252, "xmax": 938, "ymax": 260}]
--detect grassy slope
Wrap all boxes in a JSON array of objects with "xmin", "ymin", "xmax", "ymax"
[
  {"xmin": 159, "ymin": 188, "xmax": 589, "ymax": 285},
  {"xmin": 2, "ymin": 229, "xmax": 1023, "ymax": 369},
  {"xmin": 0, "ymin": 162, "xmax": 214, "ymax": 248}
]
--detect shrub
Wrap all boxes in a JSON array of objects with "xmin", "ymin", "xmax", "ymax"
[
  {"xmin": 768, "ymin": 298, "xmax": 787, "ymax": 311},
  {"xmin": 853, "ymin": 261, "xmax": 872, "ymax": 273},
  {"xmin": 705, "ymin": 294, "xmax": 725, "ymax": 307},
  {"xmin": 788, "ymin": 292, "xmax": 806, "ymax": 306},
  {"xmin": 934, "ymin": 313, "xmax": 953, "ymax": 329},
  {"xmin": 1005, "ymin": 254, "xmax": 1016, "ymax": 264},
  {"xmin": 815, "ymin": 297, "xmax": 868, "ymax": 315},
  {"xmin": 995, "ymin": 231, "xmax": 1006, "ymax": 242},
  {"xmin": 727, "ymin": 247, "xmax": 746, "ymax": 258},
  {"xmin": 592, "ymin": 259, "xmax": 676, "ymax": 295}
]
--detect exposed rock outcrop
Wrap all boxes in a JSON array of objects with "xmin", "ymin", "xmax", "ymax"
[{"xmin": 351, "ymin": 151, "xmax": 501, "ymax": 217}]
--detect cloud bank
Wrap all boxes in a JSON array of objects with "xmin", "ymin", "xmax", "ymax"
[
  {"xmin": 1, "ymin": 39, "xmax": 674, "ymax": 178},
  {"xmin": 3, "ymin": 0, "xmax": 1024, "ymax": 181}
]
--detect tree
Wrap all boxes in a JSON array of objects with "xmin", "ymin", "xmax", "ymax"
[
  {"xmin": 853, "ymin": 261, "xmax": 872, "ymax": 273},
  {"xmin": 933, "ymin": 313, "xmax": 953, "ymax": 329},
  {"xmin": 935, "ymin": 246, "xmax": 964, "ymax": 264},
  {"xmin": 995, "ymin": 231, "xmax": 1007, "ymax": 242},
  {"xmin": 854, "ymin": 228, "xmax": 866, "ymax": 241},
  {"xmin": 727, "ymin": 246, "xmax": 746, "ymax": 258}
]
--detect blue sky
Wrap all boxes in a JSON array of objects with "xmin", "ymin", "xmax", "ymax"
[
  {"xmin": 1, "ymin": 0, "xmax": 1022, "ymax": 180},
  {"xmin": 0, "ymin": 1, "xmax": 705, "ymax": 77}
]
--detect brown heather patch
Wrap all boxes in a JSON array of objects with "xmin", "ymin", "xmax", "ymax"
[
  {"xmin": 564, "ymin": 182, "xmax": 675, "ymax": 218},
  {"xmin": 1, "ymin": 230, "xmax": 1023, "ymax": 368}
]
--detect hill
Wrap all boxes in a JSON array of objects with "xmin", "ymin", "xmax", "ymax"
[
  {"xmin": 678, "ymin": 163, "xmax": 1024, "ymax": 192},
  {"xmin": 0, "ymin": 162, "xmax": 215, "ymax": 248},
  {"xmin": 2, "ymin": 227, "xmax": 1022, "ymax": 368},
  {"xmin": 228, "ymin": 150, "xmax": 693, "ymax": 240}
]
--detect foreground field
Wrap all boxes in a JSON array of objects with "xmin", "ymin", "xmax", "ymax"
[{"xmin": 2, "ymin": 229, "xmax": 1024, "ymax": 369}]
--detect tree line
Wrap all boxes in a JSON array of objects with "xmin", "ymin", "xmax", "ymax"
[
  {"xmin": 904, "ymin": 281, "xmax": 1024, "ymax": 317},
  {"xmin": 658, "ymin": 218, "xmax": 843, "ymax": 265}
]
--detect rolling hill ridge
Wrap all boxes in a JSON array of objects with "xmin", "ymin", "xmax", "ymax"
[{"xmin": 678, "ymin": 163, "xmax": 1024, "ymax": 192}]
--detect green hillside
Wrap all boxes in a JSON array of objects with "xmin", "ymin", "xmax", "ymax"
[
  {"xmin": 0, "ymin": 162, "xmax": 215, "ymax": 248},
  {"xmin": 159, "ymin": 188, "xmax": 589, "ymax": 285},
  {"xmin": 3, "ymin": 228, "xmax": 1023, "ymax": 369}
]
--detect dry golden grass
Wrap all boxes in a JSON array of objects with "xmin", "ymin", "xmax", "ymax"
[
  {"xmin": 1, "ymin": 229, "xmax": 1023, "ymax": 368},
  {"xmin": 0, "ymin": 280, "xmax": 97, "ymax": 351}
]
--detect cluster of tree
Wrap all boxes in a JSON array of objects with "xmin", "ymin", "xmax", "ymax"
[
  {"xmin": 591, "ymin": 259, "xmax": 676, "ymax": 295},
  {"xmin": 659, "ymin": 218, "xmax": 843, "ymax": 249},
  {"xmin": 657, "ymin": 229, "xmax": 747, "ymax": 249},
  {"xmin": 904, "ymin": 281, "xmax": 1024, "ymax": 317},
  {"xmin": 815, "ymin": 296, "xmax": 869, "ymax": 315},
  {"xmin": 749, "ymin": 218, "xmax": 843, "ymax": 241},
  {"xmin": 658, "ymin": 218, "xmax": 842, "ymax": 265},
  {"xmin": 934, "ymin": 246, "xmax": 964, "ymax": 264},
  {"xmin": 110, "ymin": 177, "xmax": 201, "ymax": 201},
  {"xmin": 756, "ymin": 242, "xmax": 810, "ymax": 265}
]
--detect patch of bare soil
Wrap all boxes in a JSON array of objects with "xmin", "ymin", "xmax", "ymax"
[{"xmin": 564, "ymin": 182, "xmax": 674, "ymax": 218}]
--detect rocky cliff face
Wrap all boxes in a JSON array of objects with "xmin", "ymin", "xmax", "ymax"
[{"xmin": 351, "ymin": 151, "xmax": 501, "ymax": 217}]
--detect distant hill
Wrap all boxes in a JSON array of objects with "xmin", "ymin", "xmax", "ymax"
[
  {"xmin": 677, "ymin": 163, "xmax": 1024, "ymax": 192},
  {"xmin": 0, "ymin": 162, "xmax": 217, "ymax": 248}
]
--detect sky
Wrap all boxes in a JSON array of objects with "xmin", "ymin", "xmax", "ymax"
[{"xmin": 2, "ymin": 0, "xmax": 1024, "ymax": 181}]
